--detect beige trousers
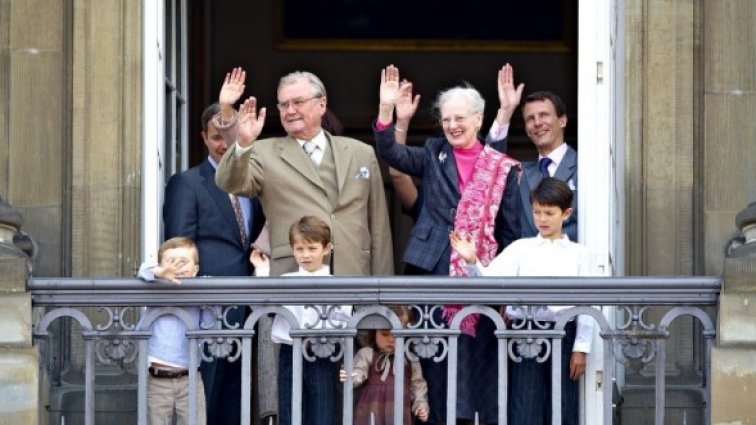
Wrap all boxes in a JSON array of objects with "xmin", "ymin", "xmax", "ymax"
[{"xmin": 147, "ymin": 373, "xmax": 206, "ymax": 425}]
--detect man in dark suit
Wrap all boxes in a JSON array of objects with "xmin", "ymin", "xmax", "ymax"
[
  {"xmin": 518, "ymin": 91, "xmax": 578, "ymax": 241},
  {"xmin": 163, "ymin": 103, "xmax": 264, "ymax": 425}
]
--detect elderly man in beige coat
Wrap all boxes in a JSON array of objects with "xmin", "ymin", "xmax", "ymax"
[{"xmin": 214, "ymin": 67, "xmax": 394, "ymax": 277}]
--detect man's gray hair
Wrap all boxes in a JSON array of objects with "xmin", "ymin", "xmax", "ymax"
[
  {"xmin": 278, "ymin": 71, "xmax": 327, "ymax": 99},
  {"xmin": 434, "ymin": 85, "xmax": 485, "ymax": 116}
]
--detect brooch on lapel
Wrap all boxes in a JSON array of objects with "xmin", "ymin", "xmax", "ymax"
[
  {"xmin": 355, "ymin": 166, "xmax": 370, "ymax": 180},
  {"xmin": 568, "ymin": 179, "xmax": 576, "ymax": 191},
  {"xmin": 438, "ymin": 152, "xmax": 447, "ymax": 164}
]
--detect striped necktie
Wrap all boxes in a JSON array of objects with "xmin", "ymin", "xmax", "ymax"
[{"xmin": 229, "ymin": 194, "xmax": 247, "ymax": 247}]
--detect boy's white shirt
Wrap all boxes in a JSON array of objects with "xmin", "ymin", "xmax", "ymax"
[
  {"xmin": 256, "ymin": 265, "xmax": 352, "ymax": 345},
  {"xmin": 466, "ymin": 234, "xmax": 596, "ymax": 353}
]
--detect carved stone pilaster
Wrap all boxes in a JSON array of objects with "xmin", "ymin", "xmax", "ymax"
[
  {"xmin": 0, "ymin": 196, "xmax": 38, "ymax": 425},
  {"xmin": 712, "ymin": 201, "xmax": 756, "ymax": 423}
]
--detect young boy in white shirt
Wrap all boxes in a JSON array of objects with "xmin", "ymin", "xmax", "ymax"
[
  {"xmin": 450, "ymin": 177, "xmax": 594, "ymax": 425},
  {"xmin": 250, "ymin": 215, "xmax": 351, "ymax": 425},
  {"xmin": 137, "ymin": 236, "xmax": 207, "ymax": 425}
]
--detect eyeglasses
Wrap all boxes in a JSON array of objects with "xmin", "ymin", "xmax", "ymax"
[
  {"xmin": 440, "ymin": 114, "xmax": 474, "ymax": 127},
  {"xmin": 276, "ymin": 96, "xmax": 320, "ymax": 110}
]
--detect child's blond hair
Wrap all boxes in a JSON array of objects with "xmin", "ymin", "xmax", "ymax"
[{"xmin": 157, "ymin": 237, "xmax": 199, "ymax": 264}]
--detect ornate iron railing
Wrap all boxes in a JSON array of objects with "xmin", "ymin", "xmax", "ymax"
[{"xmin": 29, "ymin": 276, "xmax": 721, "ymax": 425}]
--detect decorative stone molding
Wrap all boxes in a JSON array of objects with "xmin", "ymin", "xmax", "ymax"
[
  {"xmin": 0, "ymin": 195, "xmax": 32, "ymax": 261},
  {"xmin": 727, "ymin": 201, "xmax": 756, "ymax": 258}
]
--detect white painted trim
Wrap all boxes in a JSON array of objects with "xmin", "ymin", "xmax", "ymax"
[
  {"xmin": 578, "ymin": 0, "xmax": 621, "ymax": 422},
  {"xmin": 179, "ymin": 0, "xmax": 189, "ymax": 171},
  {"xmin": 141, "ymin": 0, "xmax": 165, "ymax": 261}
]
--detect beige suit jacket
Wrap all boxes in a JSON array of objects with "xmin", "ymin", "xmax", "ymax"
[{"xmin": 215, "ymin": 133, "xmax": 394, "ymax": 277}]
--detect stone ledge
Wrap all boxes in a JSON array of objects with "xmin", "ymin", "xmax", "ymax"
[
  {"xmin": 711, "ymin": 346, "xmax": 756, "ymax": 424},
  {"xmin": 0, "ymin": 347, "xmax": 38, "ymax": 425},
  {"xmin": 723, "ymin": 257, "xmax": 756, "ymax": 292},
  {"xmin": 0, "ymin": 257, "xmax": 29, "ymax": 294},
  {"xmin": 0, "ymin": 293, "xmax": 31, "ymax": 346},
  {"xmin": 717, "ymin": 293, "xmax": 756, "ymax": 345}
]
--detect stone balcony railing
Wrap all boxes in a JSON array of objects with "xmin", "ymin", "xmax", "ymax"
[{"xmin": 28, "ymin": 275, "xmax": 721, "ymax": 425}]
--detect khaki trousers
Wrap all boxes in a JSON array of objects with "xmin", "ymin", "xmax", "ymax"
[{"xmin": 148, "ymin": 373, "xmax": 207, "ymax": 425}]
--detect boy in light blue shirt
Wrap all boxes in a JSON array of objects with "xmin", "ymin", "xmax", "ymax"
[{"xmin": 138, "ymin": 236, "xmax": 207, "ymax": 425}]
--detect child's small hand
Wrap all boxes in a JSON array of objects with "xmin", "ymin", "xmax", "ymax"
[
  {"xmin": 449, "ymin": 231, "xmax": 477, "ymax": 265},
  {"xmin": 249, "ymin": 249, "xmax": 270, "ymax": 268},
  {"xmin": 415, "ymin": 407, "xmax": 429, "ymax": 422},
  {"xmin": 338, "ymin": 368, "xmax": 358, "ymax": 383},
  {"xmin": 152, "ymin": 258, "xmax": 184, "ymax": 284}
]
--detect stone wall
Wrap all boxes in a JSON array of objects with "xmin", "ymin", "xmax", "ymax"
[{"xmin": 0, "ymin": 202, "xmax": 36, "ymax": 424}]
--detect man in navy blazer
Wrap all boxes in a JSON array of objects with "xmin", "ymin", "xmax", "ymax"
[
  {"xmin": 163, "ymin": 103, "xmax": 264, "ymax": 425},
  {"xmin": 505, "ymin": 91, "xmax": 581, "ymax": 425},
  {"xmin": 518, "ymin": 91, "xmax": 578, "ymax": 241}
]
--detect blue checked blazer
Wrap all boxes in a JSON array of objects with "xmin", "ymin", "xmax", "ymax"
[{"xmin": 375, "ymin": 125, "xmax": 521, "ymax": 274}]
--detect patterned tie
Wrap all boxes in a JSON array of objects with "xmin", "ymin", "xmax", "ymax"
[
  {"xmin": 302, "ymin": 140, "xmax": 319, "ymax": 167},
  {"xmin": 229, "ymin": 194, "xmax": 247, "ymax": 247},
  {"xmin": 538, "ymin": 157, "xmax": 553, "ymax": 179}
]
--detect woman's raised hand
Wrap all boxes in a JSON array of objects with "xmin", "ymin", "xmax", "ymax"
[
  {"xmin": 379, "ymin": 65, "xmax": 401, "ymax": 106},
  {"xmin": 396, "ymin": 79, "xmax": 420, "ymax": 123}
]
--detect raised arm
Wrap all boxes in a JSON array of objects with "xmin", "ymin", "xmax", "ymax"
[
  {"xmin": 215, "ymin": 98, "xmax": 267, "ymax": 198},
  {"xmin": 215, "ymin": 68, "xmax": 267, "ymax": 147},
  {"xmin": 377, "ymin": 65, "xmax": 401, "ymax": 125},
  {"xmin": 495, "ymin": 63, "xmax": 524, "ymax": 128},
  {"xmin": 487, "ymin": 63, "xmax": 524, "ymax": 142},
  {"xmin": 236, "ymin": 97, "xmax": 266, "ymax": 147},
  {"xmin": 374, "ymin": 66, "xmax": 426, "ymax": 177},
  {"xmin": 390, "ymin": 79, "xmax": 421, "ymax": 211},
  {"xmin": 219, "ymin": 67, "xmax": 246, "ymax": 122}
]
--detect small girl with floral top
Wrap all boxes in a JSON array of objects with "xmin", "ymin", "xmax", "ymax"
[{"xmin": 340, "ymin": 306, "xmax": 429, "ymax": 425}]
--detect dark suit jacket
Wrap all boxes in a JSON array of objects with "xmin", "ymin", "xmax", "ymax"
[
  {"xmin": 162, "ymin": 158, "xmax": 264, "ymax": 424},
  {"xmin": 519, "ymin": 144, "xmax": 578, "ymax": 241},
  {"xmin": 163, "ymin": 158, "xmax": 264, "ymax": 277},
  {"xmin": 375, "ymin": 125, "xmax": 520, "ymax": 274}
]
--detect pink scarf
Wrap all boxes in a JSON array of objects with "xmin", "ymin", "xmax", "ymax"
[{"xmin": 444, "ymin": 145, "xmax": 519, "ymax": 336}]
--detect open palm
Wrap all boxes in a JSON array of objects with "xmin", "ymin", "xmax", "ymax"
[
  {"xmin": 498, "ymin": 63, "xmax": 524, "ymax": 113},
  {"xmin": 237, "ymin": 97, "xmax": 266, "ymax": 146},
  {"xmin": 379, "ymin": 65, "xmax": 401, "ymax": 105},
  {"xmin": 219, "ymin": 67, "xmax": 246, "ymax": 106},
  {"xmin": 396, "ymin": 80, "xmax": 420, "ymax": 122}
]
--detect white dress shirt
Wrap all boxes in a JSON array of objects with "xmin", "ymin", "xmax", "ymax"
[
  {"xmin": 255, "ymin": 265, "xmax": 352, "ymax": 345},
  {"xmin": 538, "ymin": 142, "xmax": 568, "ymax": 177},
  {"xmin": 466, "ymin": 234, "xmax": 596, "ymax": 353},
  {"xmin": 487, "ymin": 121, "xmax": 510, "ymax": 142},
  {"xmin": 295, "ymin": 130, "xmax": 328, "ymax": 167}
]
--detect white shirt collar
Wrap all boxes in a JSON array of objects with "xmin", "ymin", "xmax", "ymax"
[
  {"xmin": 534, "ymin": 233, "xmax": 571, "ymax": 246},
  {"xmin": 296, "ymin": 130, "xmax": 327, "ymax": 152},
  {"xmin": 296, "ymin": 265, "xmax": 330, "ymax": 276},
  {"xmin": 207, "ymin": 155, "xmax": 218, "ymax": 169},
  {"xmin": 538, "ymin": 142, "xmax": 568, "ymax": 167}
]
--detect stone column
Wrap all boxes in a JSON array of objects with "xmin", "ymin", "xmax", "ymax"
[
  {"xmin": 0, "ymin": 196, "xmax": 37, "ymax": 424},
  {"xmin": 712, "ymin": 202, "xmax": 756, "ymax": 423}
]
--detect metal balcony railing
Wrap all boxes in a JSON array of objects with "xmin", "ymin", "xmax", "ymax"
[{"xmin": 29, "ymin": 275, "xmax": 721, "ymax": 425}]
